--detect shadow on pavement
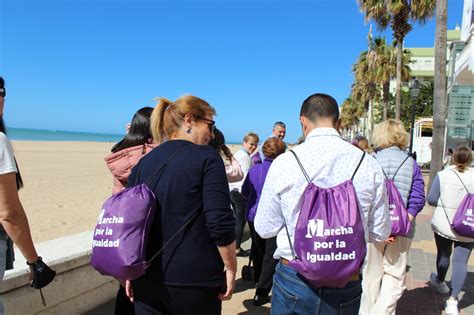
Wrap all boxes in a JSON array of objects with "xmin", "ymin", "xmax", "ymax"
[
  {"xmin": 458, "ymin": 272, "xmax": 474, "ymax": 311},
  {"xmin": 234, "ymin": 278, "xmax": 256, "ymax": 294},
  {"xmin": 236, "ymin": 299, "xmax": 271, "ymax": 315}
]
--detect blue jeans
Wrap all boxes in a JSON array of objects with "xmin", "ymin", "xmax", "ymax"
[
  {"xmin": 271, "ymin": 262, "xmax": 362, "ymax": 315},
  {"xmin": 0, "ymin": 237, "xmax": 7, "ymax": 315}
]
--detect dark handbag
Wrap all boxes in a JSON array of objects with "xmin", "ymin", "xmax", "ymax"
[
  {"xmin": 241, "ymin": 256, "xmax": 254, "ymax": 281},
  {"xmin": 28, "ymin": 257, "xmax": 56, "ymax": 306}
]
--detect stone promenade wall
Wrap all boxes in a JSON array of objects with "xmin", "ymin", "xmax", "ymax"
[{"xmin": 1, "ymin": 231, "xmax": 117, "ymax": 315}]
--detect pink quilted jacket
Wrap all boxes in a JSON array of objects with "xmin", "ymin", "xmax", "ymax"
[{"xmin": 104, "ymin": 143, "xmax": 157, "ymax": 194}]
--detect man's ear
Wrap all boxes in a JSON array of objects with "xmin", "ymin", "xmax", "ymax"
[
  {"xmin": 300, "ymin": 116, "xmax": 307, "ymax": 135},
  {"xmin": 335, "ymin": 119, "xmax": 342, "ymax": 133}
]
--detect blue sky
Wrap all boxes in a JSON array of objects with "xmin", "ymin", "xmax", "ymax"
[{"xmin": 0, "ymin": 0, "xmax": 464, "ymax": 143}]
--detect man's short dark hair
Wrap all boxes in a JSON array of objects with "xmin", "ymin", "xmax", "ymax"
[
  {"xmin": 300, "ymin": 93, "xmax": 339, "ymax": 124},
  {"xmin": 273, "ymin": 121, "xmax": 286, "ymax": 129}
]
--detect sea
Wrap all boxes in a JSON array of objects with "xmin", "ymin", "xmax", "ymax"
[{"xmin": 7, "ymin": 127, "xmax": 124, "ymax": 143}]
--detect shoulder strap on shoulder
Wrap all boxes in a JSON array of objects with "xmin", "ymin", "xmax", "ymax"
[
  {"xmin": 392, "ymin": 155, "xmax": 410, "ymax": 180},
  {"xmin": 290, "ymin": 150, "xmax": 311, "ymax": 184},
  {"xmin": 452, "ymin": 170, "xmax": 470, "ymax": 194},
  {"xmin": 351, "ymin": 152, "xmax": 366, "ymax": 181},
  {"xmin": 144, "ymin": 144, "xmax": 186, "ymax": 187}
]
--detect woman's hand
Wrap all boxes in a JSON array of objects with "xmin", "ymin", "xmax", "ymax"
[
  {"xmin": 384, "ymin": 235, "xmax": 396, "ymax": 244},
  {"xmin": 218, "ymin": 269, "xmax": 236, "ymax": 301},
  {"xmin": 125, "ymin": 280, "xmax": 134, "ymax": 302},
  {"xmin": 408, "ymin": 214, "xmax": 415, "ymax": 222},
  {"xmin": 216, "ymin": 241, "xmax": 237, "ymax": 301}
]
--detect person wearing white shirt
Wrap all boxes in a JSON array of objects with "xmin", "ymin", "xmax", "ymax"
[
  {"xmin": 229, "ymin": 132, "xmax": 259, "ymax": 256},
  {"xmin": 254, "ymin": 93, "xmax": 390, "ymax": 314},
  {"xmin": 0, "ymin": 77, "xmax": 50, "ymax": 315}
]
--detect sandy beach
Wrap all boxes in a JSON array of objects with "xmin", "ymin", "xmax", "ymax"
[{"xmin": 11, "ymin": 141, "xmax": 241, "ymax": 243}]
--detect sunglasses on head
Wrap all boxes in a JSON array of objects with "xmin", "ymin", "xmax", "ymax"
[
  {"xmin": 197, "ymin": 117, "xmax": 216, "ymax": 133},
  {"xmin": 0, "ymin": 88, "xmax": 5, "ymax": 97}
]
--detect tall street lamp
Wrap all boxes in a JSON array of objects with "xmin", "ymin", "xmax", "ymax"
[{"xmin": 409, "ymin": 79, "xmax": 421, "ymax": 155}]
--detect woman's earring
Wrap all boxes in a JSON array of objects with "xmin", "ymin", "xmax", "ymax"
[{"xmin": 186, "ymin": 128, "xmax": 192, "ymax": 134}]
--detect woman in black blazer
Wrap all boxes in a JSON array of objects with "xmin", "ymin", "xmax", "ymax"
[{"xmin": 126, "ymin": 95, "xmax": 237, "ymax": 315}]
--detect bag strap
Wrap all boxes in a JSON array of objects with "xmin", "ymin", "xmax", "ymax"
[
  {"xmin": 451, "ymin": 170, "xmax": 470, "ymax": 194},
  {"xmin": 351, "ymin": 152, "xmax": 366, "ymax": 181},
  {"xmin": 147, "ymin": 209, "xmax": 201, "ymax": 266},
  {"xmin": 143, "ymin": 144, "xmax": 186, "ymax": 187},
  {"xmin": 137, "ymin": 143, "xmax": 195, "ymax": 267},
  {"xmin": 392, "ymin": 155, "xmax": 410, "ymax": 181},
  {"xmin": 439, "ymin": 196, "xmax": 452, "ymax": 225},
  {"xmin": 289, "ymin": 150, "xmax": 311, "ymax": 184},
  {"xmin": 283, "ymin": 219, "xmax": 297, "ymax": 260}
]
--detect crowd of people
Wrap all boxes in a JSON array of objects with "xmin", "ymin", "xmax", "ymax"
[{"xmin": 0, "ymin": 76, "xmax": 472, "ymax": 315}]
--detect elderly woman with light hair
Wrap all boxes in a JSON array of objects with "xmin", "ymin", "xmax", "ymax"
[{"xmin": 360, "ymin": 119, "xmax": 426, "ymax": 315}]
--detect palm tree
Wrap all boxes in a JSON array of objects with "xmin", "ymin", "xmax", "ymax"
[
  {"xmin": 429, "ymin": 0, "xmax": 447, "ymax": 189},
  {"xmin": 340, "ymin": 97, "xmax": 364, "ymax": 137},
  {"xmin": 358, "ymin": 0, "xmax": 435, "ymax": 120},
  {"xmin": 372, "ymin": 37, "xmax": 411, "ymax": 120},
  {"xmin": 352, "ymin": 47, "xmax": 382, "ymax": 137}
]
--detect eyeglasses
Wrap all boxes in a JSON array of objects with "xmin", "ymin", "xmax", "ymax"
[
  {"xmin": 0, "ymin": 88, "xmax": 5, "ymax": 98},
  {"xmin": 197, "ymin": 117, "xmax": 216, "ymax": 134}
]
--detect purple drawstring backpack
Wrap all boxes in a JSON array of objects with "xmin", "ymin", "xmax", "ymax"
[
  {"xmin": 91, "ymin": 145, "xmax": 199, "ymax": 280},
  {"xmin": 441, "ymin": 171, "xmax": 474, "ymax": 238},
  {"xmin": 284, "ymin": 150, "xmax": 367, "ymax": 288},
  {"xmin": 382, "ymin": 156, "xmax": 411, "ymax": 236}
]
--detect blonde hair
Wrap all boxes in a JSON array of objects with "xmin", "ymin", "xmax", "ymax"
[
  {"xmin": 243, "ymin": 132, "xmax": 259, "ymax": 144},
  {"xmin": 150, "ymin": 95, "xmax": 216, "ymax": 144},
  {"xmin": 372, "ymin": 119, "xmax": 408, "ymax": 150},
  {"xmin": 452, "ymin": 145, "xmax": 472, "ymax": 173}
]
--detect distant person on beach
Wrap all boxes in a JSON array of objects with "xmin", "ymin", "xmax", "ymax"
[
  {"xmin": 230, "ymin": 132, "xmax": 259, "ymax": 257},
  {"xmin": 209, "ymin": 128, "xmax": 243, "ymax": 183},
  {"xmin": 428, "ymin": 145, "xmax": 473, "ymax": 315},
  {"xmin": 104, "ymin": 106, "xmax": 155, "ymax": 315},
  {"xmin": 241, "ymin": 137, "xmax": 285, "ymax": 307},
  {"xmin": 255, "ymin": 93, "xmax": 390, "ymax": 314},
  {"xmin": 254, "ymin": 121, "xmax": 287, "ymax": 163},
  {"xmin": 125, "ymin": 95, "xmax": 236, "ymax": 314},
  {"xmin": 271, "ymin": 121, "xmax": 286, "ymax": 140},
  {"xmin": 360, "ymin": 119, "xmax": 425, "ymax": 315},
  {"xmin": 0, "ymin": 77, "xmax": 55, "ymax": 315},
  {"xmin": 105, "ymin": 107, "xmax": 156, "ymax": 194}
]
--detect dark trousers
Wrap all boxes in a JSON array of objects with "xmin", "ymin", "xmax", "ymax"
[
  {"xmin": 249, "ymin": 222, "xmax": 278, "ymax": 297},
  {"xmin": 134, "ymin": 286, "xmax": 222, "ymax": 315},
  {"xmin": 115, "ymin": 285, "xmax": 135, "ymax": 315},
  {"xmin": 434, "ymin": 233, "xmax": 473, "ymax": 298},
  {"xmin": 230, "ymin": 190, "xmax": 247, "ymax": 249}
]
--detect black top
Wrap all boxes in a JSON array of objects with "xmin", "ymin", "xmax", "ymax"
[{"xmin": 128, "ymin": 140, "xmax": 235, "ymax": 304}]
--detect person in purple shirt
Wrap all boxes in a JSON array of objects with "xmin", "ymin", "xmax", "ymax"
[{"xmin": 241, "ymin": 137, "xmax": 286, "ymax": 307}]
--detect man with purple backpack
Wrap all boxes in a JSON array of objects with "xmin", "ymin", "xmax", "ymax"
[{"xmin": 255, "ymin": 93, "xmax": 391, "ymax": 314}]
